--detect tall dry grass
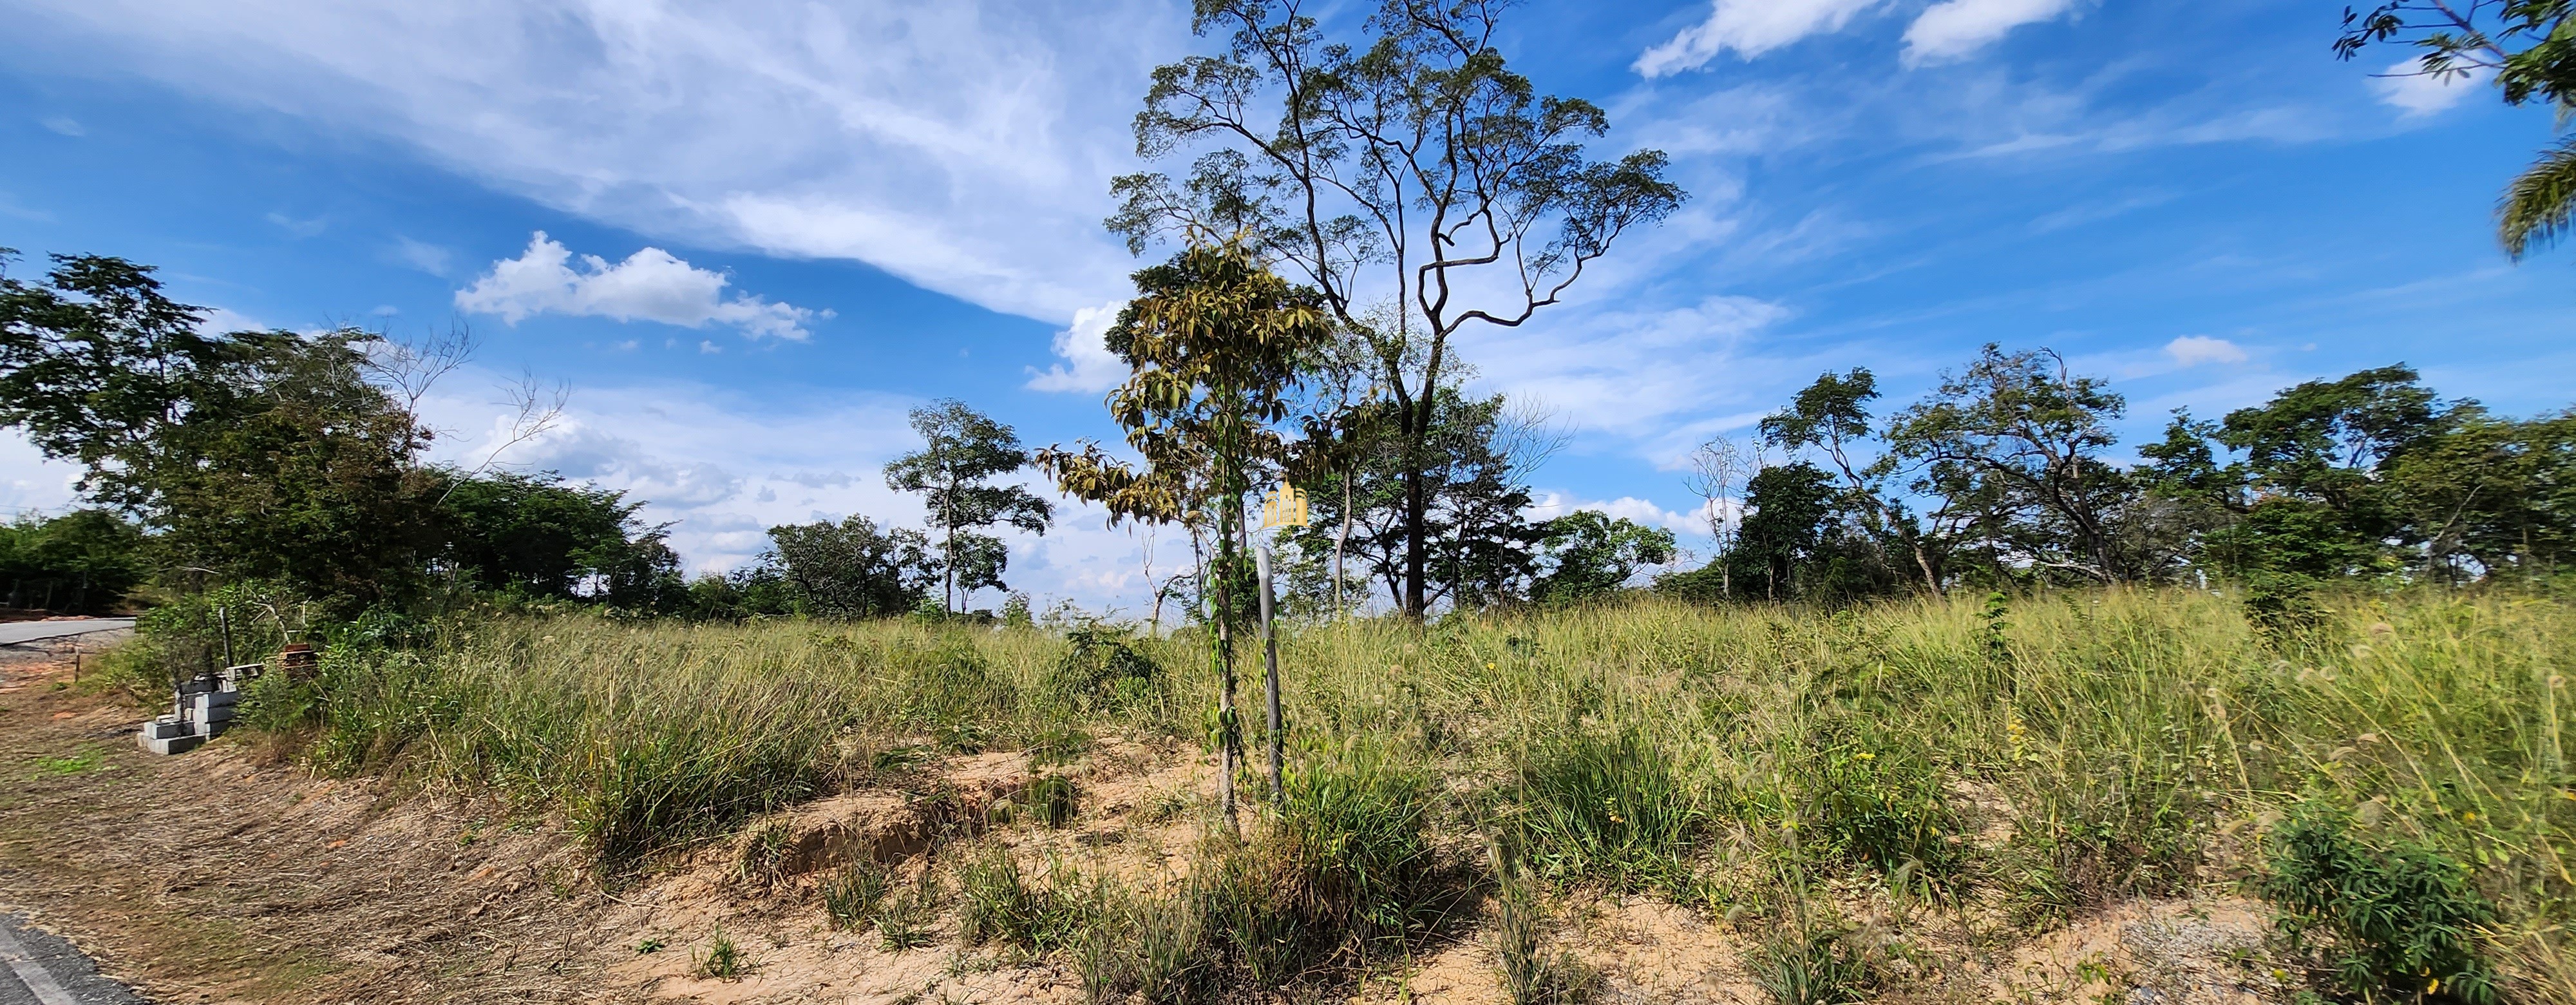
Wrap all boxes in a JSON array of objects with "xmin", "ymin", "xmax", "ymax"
[{"xmin": 249, "ymin": 586, "xmax": 2575, "ymax": 999}]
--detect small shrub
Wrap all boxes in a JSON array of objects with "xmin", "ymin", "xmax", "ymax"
[
  {"xmin": 1022, "ymin": 775, "xmax": 1079, "ymax": 828},
  {"xmin": 1796, "ymin": 747, "xmax": 1969, "ymax": 895},
  {"xmin": 1025, "ymin": 726, "xmax": 1092, "ymax": 768},
  {"xmin": 1041, "ymin": 624, "xmax": 1162, "ymax": 713},
  {"xmin": 1196, "ymin": 748, "xmax": 1440, "ymax": 986},
  {"xmin": 822, "ymin": 859, "xmax": 891, "ymax": 930},
  {"xmin": 2005, "ymin": 795, "xmax": 2202, "ymax": 926},
  {"xmin": 896, "ymin": 642, "xmax": 1014, "ymax": 752},
  {"xmin": 2262, "ymin": 807, "xmax": 2499, "ymax": 1004}
]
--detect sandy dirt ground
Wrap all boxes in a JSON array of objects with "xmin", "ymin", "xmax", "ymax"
[{"xmin": 0, "ymin": 647, "xmax": 2291, "ymax": 1004}]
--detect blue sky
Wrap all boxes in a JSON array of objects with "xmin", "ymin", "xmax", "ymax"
[{"xmin": 3, "ymin": 0, "xmax": 2568, "ymax": 612}]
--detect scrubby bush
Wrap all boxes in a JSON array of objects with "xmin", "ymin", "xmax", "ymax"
[
  {"xmin": 1039, "ymin": 623, "xmax": 1162, "ymax": 714},
  {"xmin": 1795, "ymin": 745, "xmax": 1969, "ymax": 895},
  {"xmin": 2263, "ymin": 806, "xmax": 2499, "ymax": 1004}
]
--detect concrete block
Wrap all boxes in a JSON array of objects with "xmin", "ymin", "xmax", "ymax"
[
  {"xmin": 142, "ymin": 716, "xmax": 191, "ymax": 740},
  {"xmin": 191, "ymin": 694, "xmax": 238, "ymax": 722},
  {"xmin": 140, "ymin": 732, "xmax": 205, "ymax": 756}
]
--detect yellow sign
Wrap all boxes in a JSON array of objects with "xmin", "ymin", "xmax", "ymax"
[{"xmin": 1260, "ymin": 483, "xmax": 1310, "ymax": 530}]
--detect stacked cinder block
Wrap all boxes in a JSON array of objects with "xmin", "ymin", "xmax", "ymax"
[{"xmin": 137, "ymin": 662, "xmax": 261, "ymax": 756}]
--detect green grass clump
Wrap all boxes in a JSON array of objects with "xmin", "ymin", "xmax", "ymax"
[
  {"xmin": 232, "ymin": 586, "xmax": 2575, "ymax": 999},
  {"xmin": 1492, "ymin": 838, "xmax": 1593, "ymax": 1005},
  {"xmin": 1794, "ymin": 745, "xmax": 1967, "ymax": 897},
  {"xmin": 29, "ymin": 748, "xmax": 106, "ymax": 776},
  {"xmin": 958, "ymin": 848, "xmax": 1089, "ymax": 953},
  {"xmin": 1513, "ymin": 729, "xmax": 1703, "ymax": 895},
  {"xmin": 821, "ymin": 859, "xmax": 891, "ymax": 930},
  {"xmin": 695, "ymin": 926, "xmax": 745, "ymax": 979},
  {"xmin": 1752, "ymin": 923, "xmax": 1881, "ymax": 1005}
]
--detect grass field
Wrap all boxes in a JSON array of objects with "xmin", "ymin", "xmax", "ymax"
[{"xmin": 209, "ymin": 586, "xmax": 2575, "ymax": 1002}]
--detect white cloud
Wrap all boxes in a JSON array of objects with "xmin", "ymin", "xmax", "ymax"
[
  {"xmin": 455, "ymin": 231, "xmax": 824, "ymax": 341},
  {"xmin": 39, "ymin": 116, "xmax": 83, "ymax": 137},
  {"xmin": 419, "ymin": 372, "xmax": 1170, "ymax": 612},
  {"xmin": 2164, "ymin": 334, "xmax": 2248, "ymax": 367},
  {"xmin": 2371, "ymin": 57, "xmax": 2492, "ymax": 118},
  {"xmin": 1902, "ymin": 0, "xmax": 2077, "ymax": 66},
  {"xmin": 1528, "ymin": 493, "xmax": 1707, "ymax": 537},
  {"xmin": 9, "ymin": 0, "xmax": 1169, "ymax": 325},
  {"xmin": 1636, "ymin": 0, "xmax": 1884, "ymax": 77},
  {"xmin": 1026, "ymin": 301, "xmax": 1126, "ymax": 393}
]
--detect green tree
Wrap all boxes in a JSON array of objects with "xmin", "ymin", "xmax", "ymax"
[
  {"xmin": 0, "ymin": 509, "xmax": 146, "ymax": 614},
  {"xmin": 1530, "ymin": 510, "xmax": 1675, "ymax": 606},
  {"xmin": 763, "ymin": 516, "xmax": 936, "ymax": 618},
  {"xmin": 1109, "ymin": 0, "xmax": 1685, "ymax": 617},
  {"xmin": 1038, "ymin": 238, "xmax": 1333, "ymax": 828},
  {"xmin": 1760, "ymin": 368, "xmax": 1967, "ymax": 593},
  {"xmin": 1728, "ymin": 462, "xmax": 1839, "ymax": 603},
  {"xmin": 2338, "ymin": 1, "xmax": 2576, "ymax": 257},
  {"xmin": 1886, "ymin": 346, "xmax": 2134, "ymax": 582},
  {"xmin": 0, "ymin": 251, "xmax": 442, "ymax": 610},
  {"xmin": 2217, "ymin": 365, "xmax": 2454, "ymax": 527},
  {"xmin": 1283, "ymin": 386, "xmax": 1549, "ymax": 612},
  {"xmin": 437, "ymin": 470, "xmax": 662, "ymax": 600},
  {"xmin": 884, "ymin": 400, "xmax": 1053, "ymax": 614},
  {"xmin": 2391, "ymin": 408, "xmax": 2576, "ymax": 580}
]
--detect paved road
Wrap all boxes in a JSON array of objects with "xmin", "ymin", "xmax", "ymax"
[
  {"xmin": 0, "ymin": 915, "xmax": 148, "ymax": 1005},
  {"xmin": 0, "ymin": 621, "xmax": 133, "ymax": 647}
]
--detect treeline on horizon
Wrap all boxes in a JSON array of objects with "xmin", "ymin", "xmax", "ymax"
[{"xmin": 1, "ymin": 245, "xmax": 2566, "ymax": 636}]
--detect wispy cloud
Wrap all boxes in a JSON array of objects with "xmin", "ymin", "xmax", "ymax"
[
  {"xmin": 9, "ymin": 0, "xmax": 1174, "ymax": 325},
  {"xmin": 1902, "ymin": 0, "xmax": 2079, "ymax": 66},
  {"xmin": 1636, "ymin": 0, "xmax": 1886, "ymax": 77},
  {"xmin": 1466, "ymin": 294, "xmax": 1794, "ymax": 438},
  {"xmin": 2029, "ymin": 189, "xmax": 2175, "ymax": 233},
  {"xmin": 39, "ymin": 115, "xmax": 83, "ymax": 137},
  {"xmin": 455, "ymin": 232, "xmax": 826, "ymax": 341},
  {"xmin": 265, "ymin": 211, "xmax": 327, "ymax": 237},
  {"xmin": 390, "ymin": 236, "xmax": 454, "ymax": 276}
]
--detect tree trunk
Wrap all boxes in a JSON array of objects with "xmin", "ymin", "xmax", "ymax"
[
  {"xmin": 1332, "ymin": 474, "xmax": 1352, "ymax": 618},
  {"xmin": 1214, "ymin": 506, "xmax": 1240, "ymax": 834},
  {"xmin": 1402, "ymin": 463, "xmax": 1428, "ymax": 617},
  {"xmin": 1255, "ymin": 542, "xmax": 1283, "ymax": 806}
]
